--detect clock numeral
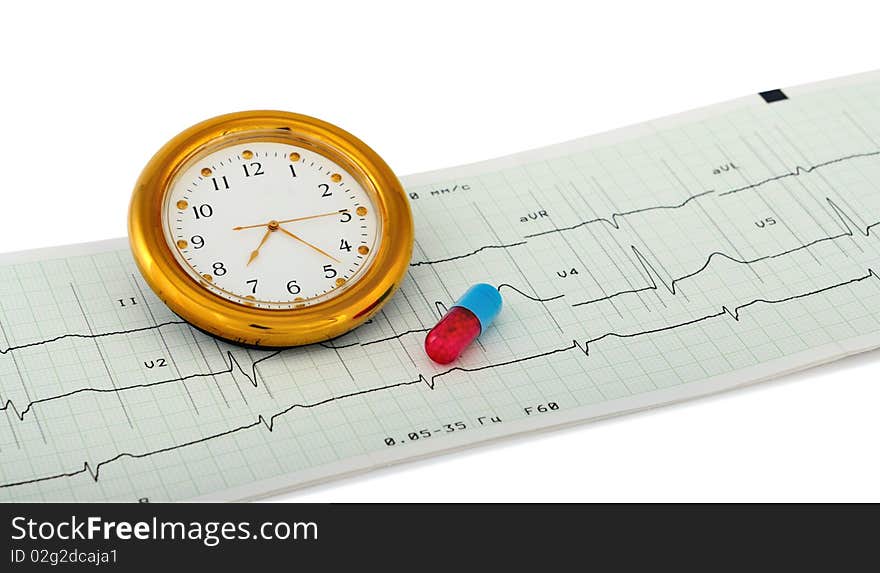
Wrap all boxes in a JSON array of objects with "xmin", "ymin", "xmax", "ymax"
[
  {"xmin": 286, "ymin": 280, "xmax": 301, "ymax": 295},
  {"xmin": 319, "ymin": 183, "xmax": 332, "ymax": 198},
  {"xmin": 242, "ymin": 162, "xmax": 264, "ymax": 177},
  {"xmin": 192, "ymin": 204, "xmax": 213, "ymax": 219},
  {"xmin": 339, "ymin": 239, "xmax": 352, "ymax": 252},
  {"xmin": 212, "ymin": 262, "xmax": 227, "ymax": 276},
  {"xmin": 339, "ymin": 210, "xmax": 352, "ymax": 223},
  {"xmin": 190, "ymin": 235, "xmax": 205, "ymax": 249},
  {"xmin": 246, "ymin": 279, "xmax": 258, "ymax": 294},
  {"xmin": 323, "ymin": 265, "xmax": 337, "ymax": 279},
  {"xmin": 289, "ymin": 165, "xmax": 297, "ymax": 178},
  {"xmin": 211, "ymin": 176, "xmax": 229, "ymax": 191}
]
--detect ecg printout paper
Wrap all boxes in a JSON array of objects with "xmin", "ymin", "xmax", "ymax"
[{"xmin": 2, "ymin": 71, "xmax": 880, "ymax": 501}]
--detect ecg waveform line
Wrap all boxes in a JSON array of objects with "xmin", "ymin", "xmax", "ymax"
[
  {"xmin": 410, "ymin": 149, "xmax": 880, "ymax": 267},
  {"xmin": 0, "ymin": 349, "xmax": 281, "ymax": 422},
  {"xmin": 497, "ymin": 283, "xmax": 564, "ymax": 302},
  {"xmin": 572, "ymin": 201, "xmax": 879, "ymax": 308},
  {"xmin": 524, "ymin": 190, "xmax": 717, "ymax": 238},
  {"xmin": 3, "ymin": 265, "xmax": 878, "ymax": 490},
  {"xmin": 718, "ymin": 151, "xmax": 880, "ymax": 197},
  {"xmin": 321, "ymin": 328, "xmax": 431, "ymax": 350},
  {"xmin": 826, "ymin": 197, "xmax": 880, "ymax": 238},
  {"xmin": 410, "ymin": 242, "xmax": 528, "ymax": 267},
  {"xmin": 574, "ymin": 268, "xmax": 879, "ymax": 355},
  {"xmin": 0, "ymin": 320, "xmax": 188, "ymax": 356}
]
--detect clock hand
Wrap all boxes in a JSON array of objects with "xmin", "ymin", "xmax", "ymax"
[
  {"xmin": 276, "ymin": 225, "xmax": 341, "ymax": 263},
  {"xmin": 233, "ymin": 209, "xmax": 349, "ymax": 231},
  {"xmin": 247, "ymin": 226, "xmax": 275, "ymax": 266}
]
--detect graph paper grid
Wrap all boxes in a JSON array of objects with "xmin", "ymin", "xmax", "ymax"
[{"xmin": 1, "ymin": 71, "xmax": 880, "ymax": 500}]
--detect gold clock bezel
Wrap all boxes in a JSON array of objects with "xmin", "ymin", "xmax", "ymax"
[{"xmin": 129, "ymin": 110, "xmax": 413, "ymax": 348}]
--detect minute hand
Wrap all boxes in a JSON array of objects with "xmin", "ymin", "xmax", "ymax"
[
  {"xmin": 276, "ymin": 225, "xmax": 341, "ymax": 263},
  {"xmin": 233, "ymin": 210, "xmax": 348, "ymax": 231}
]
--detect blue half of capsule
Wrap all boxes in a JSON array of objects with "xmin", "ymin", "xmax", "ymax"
[{"xmin": 455, "ymin": 283, "xmax": 503, "ymax": 331}]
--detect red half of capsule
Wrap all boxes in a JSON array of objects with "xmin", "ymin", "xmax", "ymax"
[{"xmin": 424, "ymin": 306, "xmax": 482, "ymax": 364}]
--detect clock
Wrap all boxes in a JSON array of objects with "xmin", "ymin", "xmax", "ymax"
[{"xmin": 129, "ymin": 111, "xmax": 413, "ymax": 347}]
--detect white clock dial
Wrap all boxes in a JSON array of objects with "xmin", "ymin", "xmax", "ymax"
[{"xmin": 162, "ymin": 141, "xmax": 381, "ymax": 309}]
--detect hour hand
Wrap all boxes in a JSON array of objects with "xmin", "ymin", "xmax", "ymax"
[{"xmin": 247, "ymin": 227, "xmax": 274, "ymax": 266}]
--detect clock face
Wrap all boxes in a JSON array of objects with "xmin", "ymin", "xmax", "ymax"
[{"xmin": 162, "ymin": 141, "xmax": 381, "ymax": 309}]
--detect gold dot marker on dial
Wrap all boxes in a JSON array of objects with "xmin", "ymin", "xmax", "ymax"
[
  {"xmin": 358, "ymin": 245, "xmax": 369, "ymax": 255},
  {"xmin": 335, "ymin": 278, "xmax": 346, "ymax": 287},
  {"xmin": 176, "ymin": 239, "xmax": 188, "ymax": 249},
  {"xmin": 201, "ymin": 167, "xmax": 212, "ymax": 177},
  {"xmin": 294, "ymin": 297, "xmax": 304, "ymax": 302},
  {"xmin": 331, "ymin": 173, "xmax": 342, "ymax": 183},
  {"xmin": 289, "ymin": 152, "xmax": 300, "ymax": 161},
  {"xmin": 202, "ymin": 274, "xmax": 213, "ymax": 282},
  {"xmin": 356, "ymin": 206, "xmax": 368, "ymax": 217},
  {"xmin": 176, "ymin": 199, "xmax": 188, "ymax": 210},
  {"xmin": 242, "ymin": 150, "xmax": 253, "ymax": 159}
]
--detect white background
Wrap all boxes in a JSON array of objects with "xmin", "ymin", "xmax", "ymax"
[{"xmin": 1, "ymin": 1, "xmax": 878, "ymax": 501}]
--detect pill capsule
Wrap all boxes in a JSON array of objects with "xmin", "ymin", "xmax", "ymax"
[{"xmin": 424, "ymin": 283, "xmax": 502, "ymax": 364}]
